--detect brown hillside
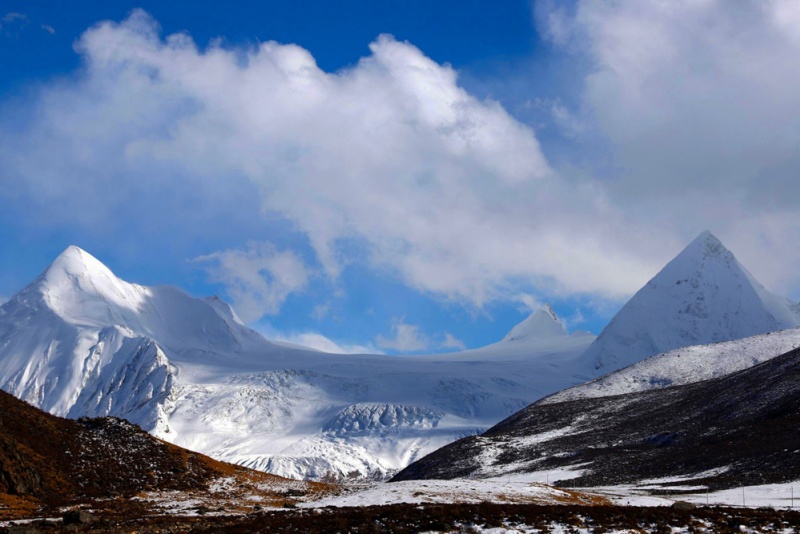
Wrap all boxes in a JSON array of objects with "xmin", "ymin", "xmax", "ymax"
[{"xmin": 0, "ymin": 389, "xmax": 325, "ymax": 521}]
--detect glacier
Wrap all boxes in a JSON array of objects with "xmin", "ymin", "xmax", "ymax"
[{"xmin": 0, "ymin": 246, "xmax": 597, "ymax": 480}]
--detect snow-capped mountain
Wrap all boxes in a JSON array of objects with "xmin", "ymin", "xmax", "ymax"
[
  {"xmin": 580, "ymin": 230, "xmax": 800, "ymax": 372},
  {"xmin": 502, "ymin": 305, "xmax": 566, "ymax": 342},
  {"xmin": 0, "ymin": 247, "xmax": 597, "ymax": 480}
]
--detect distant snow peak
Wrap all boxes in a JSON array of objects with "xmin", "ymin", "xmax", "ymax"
[
  {"xmin": 502, "ymin": 304, "xmax": 567, "ymax": 343},
  {"xmin": 581, "ymin": 230, "xmax": 800, "ymax": 372}
]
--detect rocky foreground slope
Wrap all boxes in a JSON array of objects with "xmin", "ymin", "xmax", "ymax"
[{"xmin": 0, "ymin": 389, "xmax": 320, "ymax": 522}]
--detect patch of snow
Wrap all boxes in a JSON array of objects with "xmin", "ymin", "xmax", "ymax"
[{"xmin": 303, "ymin": 479, "xmax": 591, "ymax": 508}]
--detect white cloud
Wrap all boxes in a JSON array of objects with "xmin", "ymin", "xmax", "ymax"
[
  {"xmin": 1, "ymin": 12, "xmax": 26, "ymax": 25},
  {"xmin": 537, "ymin": 0, "xmax": 800, "ymax": 296},
  {"xmin": 0, "ymin": 12, "xmax": 27, "ymax": 35},
  {"xmin": 0, "ymin": 10, "xmax": 685, "ymax": 314},
  {"xmin": 41, "ymin": 24, "xmax": 55, "ymax": 35},
  {"xmin": 442, "ymin": 332, "xmax": 466, "ymax": 350},
  {"xmin": 374, "ymin": 319, "xmax": 466, "ymax": 353},
  {"xmin": 196, "ymin": 242, "xmax": 309, "ymax": 322},
  {"xmin": 375, "ymin": 318, "xmax": 430, "ymax": 352},
  {"xmin": 515, "ymin": 293, "xmax": 544, "ymax": 313}
]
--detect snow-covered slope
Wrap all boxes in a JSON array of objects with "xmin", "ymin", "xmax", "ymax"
[
  {"xmin": 544, "ymin": 326, "xmax": 800, "ymax": 404},
  {"xmin": 580, "ymin": 231, "xmax": 800, "ymax": 373},
  {"xmin": 0, "ymin": 247, "xmax": 598, "ymax": 480}
]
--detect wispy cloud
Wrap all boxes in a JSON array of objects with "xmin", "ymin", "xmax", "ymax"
[
  {"xmin": 2, "ymin": 12, "xmax": 26, "ymax": 24},
  {"xmin": 41, "ymin": 24, "xmax": 55, "ymax": 35},
  {"xmin": 196, "ymin": 242, "xmax": 309, "ymax": 322},
  {"xmin": 0, "ymin": 12, "xmax": 27, "ymax": 32}
]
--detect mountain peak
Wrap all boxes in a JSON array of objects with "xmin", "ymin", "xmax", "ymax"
[
  {"xmin": 16, "ymin": 245, "xmax": 159, "ymax": 331},
  {"xmin": 502, "ymin": 304, "xmax": 567, "ymax": 342},
  {"xmin": 680, "ymin": 230, "xmax": 733, "ymax": 262},
  {"xmin": 45, "ymin": 246, "xmax": 114, "ymax": 281},
  {"xmin": 581, "ymin": 232, "xmax": 800, "ymax": 372}
]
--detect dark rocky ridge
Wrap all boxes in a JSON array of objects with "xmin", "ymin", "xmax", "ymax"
[{"xmin": 394, "ymin": 345, "xmax": 800, "ymax": 490}]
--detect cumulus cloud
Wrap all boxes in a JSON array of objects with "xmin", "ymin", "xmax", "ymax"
[
  {"xmin": 375, "ymin": 319, "xmax": 466, "ymax": 353},
  {"xmin": 0, "ymin": 9, "xmax": 682, "ymax": 316},
  {"xmin": 195, "ymin": 242, "xmax": 309, "ymax": 322},
  {"xmin": 375, "ymin": 318, "xmax": 430, "ymax": 352},
  {"xmin": 442, "ymin": 332, "xmax": 466, "ymax": 350},
  {"xmin": 536, "ymin": 0, "xmax": 800, "ymax": 295}
]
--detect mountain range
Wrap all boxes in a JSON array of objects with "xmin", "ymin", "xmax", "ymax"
[
  {"xmin": 0, "ymin": 231, "xmax": 798, "ymax": 481},
  {"xmin": 0, "ymin": 247, "xmax": 594, "ymax": 480}
]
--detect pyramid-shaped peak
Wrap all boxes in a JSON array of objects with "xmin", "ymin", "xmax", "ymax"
[
  {"xmin": 581, "ymin": 231, "xmax": 800, "ymax": 373},
  {"xmin": 679, "ymin": 230, "xmax": 734, "ymax": 262},
  {"xmin": 502, "ymin": 304, "xmax": 567, "ymax": 342}
]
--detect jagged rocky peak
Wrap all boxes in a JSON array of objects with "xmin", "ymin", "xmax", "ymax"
[
  {"xmin": 581, "ymin": 230, "xmax": 800, "ymax": 372},
  {"xmin": 502, "ymin": 304, "xmax": 567, "ymax": 342}
]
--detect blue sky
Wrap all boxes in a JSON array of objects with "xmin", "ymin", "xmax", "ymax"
[{"xmin": 2, "ymin": 1, "xmax": 800, "ymax": 353}]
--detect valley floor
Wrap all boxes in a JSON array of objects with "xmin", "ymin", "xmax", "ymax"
[
  {"xmin": 4, "ymin": 478, "xmax": 800, "ymax": 533},
  {"xmin": 2, "ymin": 502, "xmax": 799, "ymax": 533}
]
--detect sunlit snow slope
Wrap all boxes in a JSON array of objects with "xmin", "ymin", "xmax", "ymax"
[
  {"xmin": 544, "ymin": 326, "xmax": 800, "ymax": 404},
  {"xmin": 580, "ymin": 231, "xmax": 800, "ymax": 373},
  {"xmin": 0, "ymin": 247, "xmax": 597, "ymax": 480}
]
